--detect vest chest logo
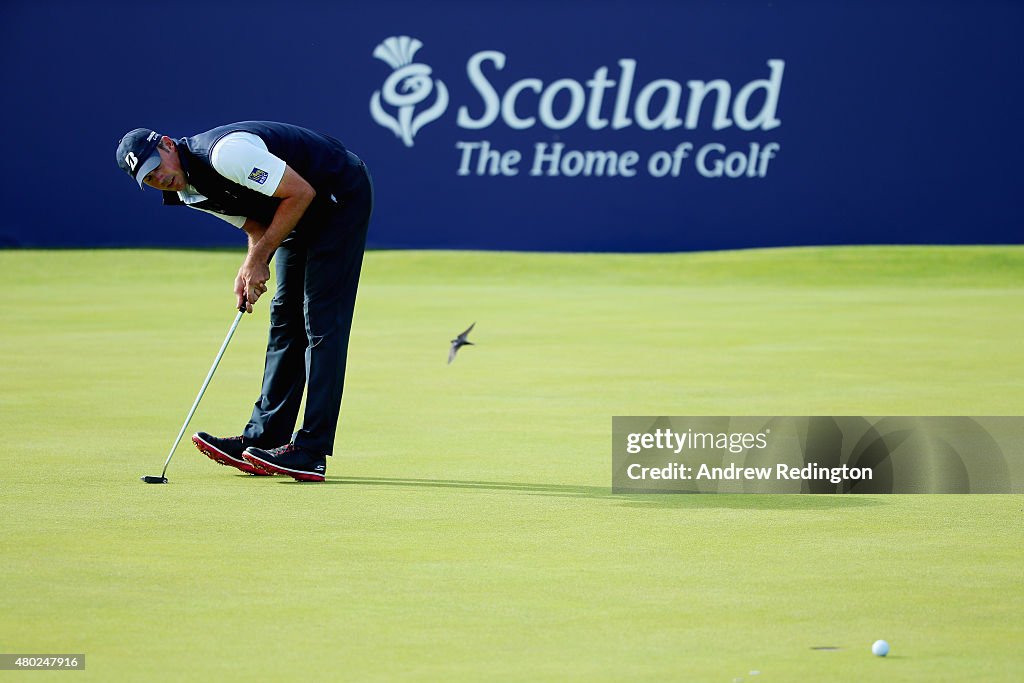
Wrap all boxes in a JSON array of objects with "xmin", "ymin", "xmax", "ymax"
[
  {"xmin": 248, "ymin": 167, "xmax": 269, "ymax": 184},
  {"xmin": 370, "ymin": 36, "xmax": 449, "ymax": 148}
]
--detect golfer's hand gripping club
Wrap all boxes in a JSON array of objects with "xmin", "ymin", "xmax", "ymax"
[{"xmin": 235, "ymin": 251, "xmax": 275, "ymax": 313}]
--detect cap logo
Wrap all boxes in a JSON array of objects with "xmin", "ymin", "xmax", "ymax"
[{"xmin": 125, "ymin": 151, "xmax": 138, "ymax": 171}]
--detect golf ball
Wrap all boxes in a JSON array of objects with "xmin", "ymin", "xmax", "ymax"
[{"xmin": 872, "ymin": 640, "xmax": 890, "ymax": 657}]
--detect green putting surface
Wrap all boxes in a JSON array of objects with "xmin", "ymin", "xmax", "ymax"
[{"xmin": 0, "ymin": 247, "xmax": 1021, "ymax": 681}]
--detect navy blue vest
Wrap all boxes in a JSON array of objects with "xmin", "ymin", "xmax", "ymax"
[{"xmin": 163, "ymin": 121, "xmax": 361, "ymax": 227}]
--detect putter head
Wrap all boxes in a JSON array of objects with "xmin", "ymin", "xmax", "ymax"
[{"xmin": 141, "ymin": 475, "xmax": 168, "ymax": 484}]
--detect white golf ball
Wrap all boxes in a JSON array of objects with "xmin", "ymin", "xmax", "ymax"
[{"xmin": 872, "ymin": 640, "xmax": 890, "ymax": 657}]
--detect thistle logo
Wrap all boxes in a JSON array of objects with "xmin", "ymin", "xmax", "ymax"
[{"xmin": 370, "ymin": 36, "xmax": 449, "ymax": 147}]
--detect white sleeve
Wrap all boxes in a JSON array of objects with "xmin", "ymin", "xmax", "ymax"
[
  {"xmin": 209, "ymin": 132, "xmax": 287, "ymax": 196},
  {"xmin": 187, "ymin": 204, "xmax": 247, "ymax": 229}
]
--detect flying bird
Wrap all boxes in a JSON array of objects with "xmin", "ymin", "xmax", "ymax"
[{"xmin": 448, "ymin": 322, "xmax": 476, "ymax": 364}]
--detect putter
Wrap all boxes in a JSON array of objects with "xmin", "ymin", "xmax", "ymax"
[{"xmin": 142, "ymin": 306, "xmax": 246, "ymax": 484}]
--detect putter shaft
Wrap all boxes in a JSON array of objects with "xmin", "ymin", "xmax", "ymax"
[{"xmin": 157, "ymin": 309, "xmax": 245, "ymax": 478}]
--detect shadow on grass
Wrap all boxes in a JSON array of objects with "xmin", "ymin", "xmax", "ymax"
[{"xmin": 277, "ymin": 475, "xmax": 888, "ymax": 509}]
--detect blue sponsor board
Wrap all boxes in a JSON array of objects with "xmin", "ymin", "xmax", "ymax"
[{"xmin": 1, "ymin": 1, "xmax": 1021, "ymax": 250}]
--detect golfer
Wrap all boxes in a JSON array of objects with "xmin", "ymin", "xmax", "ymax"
[{"xmin": 116, "ymin": 121, "xmax": 373, "ymax": 482}]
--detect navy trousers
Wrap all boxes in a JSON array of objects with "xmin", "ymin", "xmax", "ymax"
[{"xmin": 243, "ymin": 158, "xmax": 372, "ymax": 456}]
